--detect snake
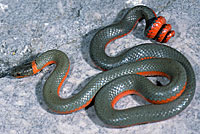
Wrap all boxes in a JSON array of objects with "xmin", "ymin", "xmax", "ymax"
[{"xmin": 8, "ymin": 6, "xmax": 195, "ymax": 127}]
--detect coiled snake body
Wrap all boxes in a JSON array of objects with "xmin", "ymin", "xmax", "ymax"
[{"xmin": 9, "ymin": 6, "xmax": 195, "ymax": 127}]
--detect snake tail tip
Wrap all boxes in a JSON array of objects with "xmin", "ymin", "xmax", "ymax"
[{"xmin": 146, "ymin": 16, "xmax": 175, "ymax": 43}]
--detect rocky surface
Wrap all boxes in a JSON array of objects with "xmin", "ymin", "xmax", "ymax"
[{"xmin": 0, "ymin": 0, "xmax": 199, "ymax": 134}]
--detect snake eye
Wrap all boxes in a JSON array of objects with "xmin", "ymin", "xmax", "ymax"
[
  {"xmin": 10, "ymin": 66, "xmax": 22, "ymax": 77},
  {"xmin": 13, "ymin": 71, "xmax": 25, "ymax": 78},
  {"xmin": 12, "ymin": 71, "xmax": 21, "ymax": 77},
  {"xmin": 16, "ymin": 72, "xmax": 21, "ymax": 76}
]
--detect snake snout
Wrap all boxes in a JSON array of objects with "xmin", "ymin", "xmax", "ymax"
[{"xmin": 0, "ymin": 72, "xmax": 7, "ymax": 78}]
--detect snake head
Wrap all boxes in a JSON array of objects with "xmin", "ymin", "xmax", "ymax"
[{"xmin": 10, "ymin": 62, "xmax": 33, "ymax": 78}]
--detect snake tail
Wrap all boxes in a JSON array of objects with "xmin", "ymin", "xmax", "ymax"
[
  {"xmin": 90, "ymin": 5, "xmax": 175, "ymax": 70},
  {"xmin": 89, "ymin": 5, "xmax": 195, "ymax": 127}
]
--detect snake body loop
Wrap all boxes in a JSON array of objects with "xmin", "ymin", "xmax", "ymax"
[
  {"xmin": 90, "ymin": 6, "xmax": 175, "ymax": 70},
  {"xmin": 93, "ymin": 44, "xmax": 195, "ymax": 127},
  {"xmin": 10, "ymin": 6, "xmax": 195, "ymax": 127}
]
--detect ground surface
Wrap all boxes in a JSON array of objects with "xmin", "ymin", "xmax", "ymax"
[{"xmin": 0, "ymin": 0, "xmax": 199, "ymax": 134}]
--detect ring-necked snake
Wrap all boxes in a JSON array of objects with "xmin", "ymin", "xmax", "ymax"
[{"xmin": 8, "ymin": 6, "xmax": 195, "ymax": 127}]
